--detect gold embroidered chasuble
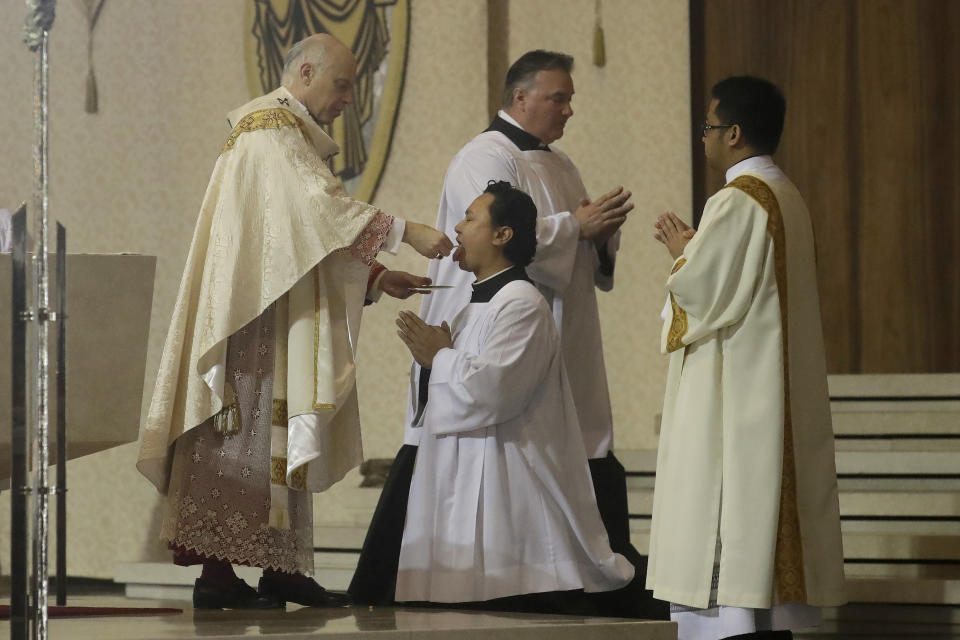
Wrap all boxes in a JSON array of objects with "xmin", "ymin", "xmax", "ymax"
[
  {"xmin": 138, "ymin": 87, "xmax": 381, "ymax": 499},
  {"xmin": 646, "ymin": 167, "xmax": 846, "ymax": 610}
]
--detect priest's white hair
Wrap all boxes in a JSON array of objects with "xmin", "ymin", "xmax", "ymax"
[{"xmin": 281, "ymin": 37, "xmax": 333, "ymax": 87}]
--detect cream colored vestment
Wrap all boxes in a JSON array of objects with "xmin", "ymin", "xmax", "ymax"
[
  {"xmin": 138, "ymin": 87, "xmax": 386, "ymax": 498},
  {"xmin": 646, "ymin": 157, "xmax": 846, "ymax": 610}
]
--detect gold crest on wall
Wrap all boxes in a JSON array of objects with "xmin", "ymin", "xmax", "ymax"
[{"xmin": 244, "ymin": 0, "xmax": 409, "ymax": 203}]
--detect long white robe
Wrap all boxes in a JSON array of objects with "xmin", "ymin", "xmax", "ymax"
[
  {"xmin": 405, "ymin": 112, "xmax": 618, "ymax": 458},
  {"xmin": 139, "ymin": 87, "xmax": 401, "ymax": 496},
  {"xmin": 396, "ymin": 279, "xmax": 633, "ymax": 603},
  {"xmin": 646, "ymin": 157, "xmax": 846, "ymax": 617}
]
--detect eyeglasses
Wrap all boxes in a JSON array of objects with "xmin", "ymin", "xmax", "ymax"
[{"xmin": 701, "ymin": 122, "xmax": 735, "ymax": 137}]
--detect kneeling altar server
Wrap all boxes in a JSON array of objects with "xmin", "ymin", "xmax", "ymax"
[{"xmin": 393, "ymin": 181, "xmax": 634, "ymax": 611}]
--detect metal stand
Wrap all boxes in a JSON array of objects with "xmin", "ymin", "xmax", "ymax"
[
  {"xmin": 10, "ymin": 205, "xmax": 30, "ymax": 640},
  {"xmin": 16, "ymin": 2, "xmax": 60, "ymax": 638},
  {"xmin": 54, "ymin": 222, "xmax": 67, "ymax": 607}
]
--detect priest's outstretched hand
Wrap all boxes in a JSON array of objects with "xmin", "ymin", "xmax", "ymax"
[
  {"xmin": 403, "ymin": 221, "xmax": 455, "ymax": 260},
  {"xmin": 396, "ymin": 310, "xmax": 453, "ymax": 368},
  {"xmin": 379, "ymin": 270, "xmax": 431, "ymax": 299}
]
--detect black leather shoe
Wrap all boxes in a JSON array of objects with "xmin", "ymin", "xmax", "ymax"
[
  {"xmin": 258, "ymin": 573, "xmax": 351, "ymax": 607},
  {"xmin": 193, "ymin": 577, "xmax": 284, "ymax": 609}
]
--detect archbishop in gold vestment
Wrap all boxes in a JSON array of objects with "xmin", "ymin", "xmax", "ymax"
[
  {"xmin": 137, "ymin": 87, "xmax": 399, "ymax": 572},
  {"xmin": 646, "ymin": 156, "xmax": 846, "ymax": 613}
]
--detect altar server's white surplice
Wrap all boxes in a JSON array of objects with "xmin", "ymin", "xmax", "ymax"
[{"xmin": 396, "ymin": 278, "xmax": 633, "ymax": 603}]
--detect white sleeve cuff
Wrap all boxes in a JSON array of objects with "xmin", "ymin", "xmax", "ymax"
[
  {"xmin": 367, "ymin": 269, "xmax": 388, "ymax": 303},
  {"xmin": 383, "ymin": 217, "xmax": 405, "ymax": 255}
]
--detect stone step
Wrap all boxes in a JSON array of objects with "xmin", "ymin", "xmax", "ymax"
[
  {"xmin": 832, "ymin": 410, "xmax": 960, "ymax": 436},
  {"xmin": 833, "ymin": 437, "xmax": 960, "ymax": 451},
  {"xmin": 622, "ymin": 518, "xmax": 960, "ymax": 537},
  {"xmin": 627, "ymin": 473, "xmax": 960, "ymax": 492},
  {"xmin": 303, "ymin": 551, "xmax": 960, "ymax": 605},
  {"xmin": 618, "ymin": 448, "xmax": 960, "ymax": 476},
  {"xmin": 846, "ymin": 576, "xmax": 960, "ymax": 605},
  {"xmin": 822, "ymin": 602, "xmax": 960, "ymax": 625},
  {"xmin": 314, "ymin": 522, "xmax": 959, "ymax": 564},
  {"xmin": 835, "ymin": 451, "xmax": 960, "ymax": 476},
  {"xmin": 843, "ymin": 561, "xmax": 960, "ymax": 579},
  {"xmin": 827, "ymin": 373, "xmax": 960, "ymax": 398},
  {"xmin": 840, "ymin": 533, "xmax": 960, "ymax": 561},
  {"xmin": 619, "ymin": 489, "xmax": 960, "ymax": 518}
]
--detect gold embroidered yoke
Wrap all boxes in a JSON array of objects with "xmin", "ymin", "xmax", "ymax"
[
  {"xmin": 138, "ymin": 87, "xmax": 381, "ymax": 496},
  {"xmin": 647, "ymin": 173, "xmax": 846, "ymax": 610}
]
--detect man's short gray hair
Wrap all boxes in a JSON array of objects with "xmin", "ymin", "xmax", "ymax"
[
  {"xmin": 502, "ymin": 50, "xmax": 574, "ymax": 108},
  {"xmin": 281, "ymin": 37, "xmax": 331, "ymax": 86}
]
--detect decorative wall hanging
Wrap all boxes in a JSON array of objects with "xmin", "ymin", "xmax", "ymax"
[{"xmin": 245, "ymin": 0, "xmax": 410, "ymax": 203}]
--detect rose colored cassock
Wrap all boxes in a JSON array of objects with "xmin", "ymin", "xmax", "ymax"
[
  {"xmin": 647, "ymin": 156, "xmax": 846, "ymax": 638},
  {"xmin": 138, "ymin": 87, "xmax": 404, "ymax": 573}
]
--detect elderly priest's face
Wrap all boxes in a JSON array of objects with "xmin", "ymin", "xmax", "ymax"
[{"xmin": 303, "ymin": 46, "xmax": 357, "ymax": 125}]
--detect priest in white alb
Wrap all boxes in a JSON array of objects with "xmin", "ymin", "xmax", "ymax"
[
  {"xmin": 136, "ymin": 34, "xmax": 452, "ymax": 610},
  {"xmin": 648, "ymin": 76, "xmax": 846, "ymax": 640},
  {"xmin": 393, "ymin": 181, "xmax": 634, "ymax": 612}
]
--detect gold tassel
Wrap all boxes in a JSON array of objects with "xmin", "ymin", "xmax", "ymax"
[
  {"xmin": 592, "ymin": 0, "xmax": 606, "ymax": 67},
  {"xmin": 593, "ymin": 23, "xmax": 606, "ymax": 68},
  {"xmin": 84, "ymin": 70, "xmax": 98, "ymax": 114}
]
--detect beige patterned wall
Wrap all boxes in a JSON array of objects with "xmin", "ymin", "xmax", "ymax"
[{"xmin": 0, "ymin": 0, "xmax": 688, "ymax": 578}]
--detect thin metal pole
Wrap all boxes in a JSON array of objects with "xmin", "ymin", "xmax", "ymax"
[
  {"xmin": 11, "ymin": 205, "xmax": 30, "ymax": 640},
  {"xmin": 30, "ymin": 28, "xmax": 52, "ymax": 640},
  {"xmin": 23, "ymin": 2, "xmax": 58, "ymax": 637},
  {"xmin": 55, "ymin": 222, "xmax": 66, "ymax": 606}
]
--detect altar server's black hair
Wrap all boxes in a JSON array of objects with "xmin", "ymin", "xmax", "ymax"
[
  {"xmin": 483, "ymin": 180, "xmax": 538, "ymax": 267},
  {"xmin": 711, "ymin": 76, "xmax": 786, "ymax": 155}
]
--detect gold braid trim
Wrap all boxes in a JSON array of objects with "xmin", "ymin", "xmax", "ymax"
[
  {"xmin": 666, "ymin": 258, "xmax": 688, "ymax": 352},
  {"xmin": 726, "ymin": 175, "xmax": 808, "ymax": 604},
  {"xmin": 221, "ymin": 108, "xmax": 302, "ymax": 155},
  {"xmin": 271, "ymin": 456, "xmax": 307, "ymax": 490}
]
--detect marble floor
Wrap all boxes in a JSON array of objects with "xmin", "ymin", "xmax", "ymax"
[{"xmin": 0, "ymin": 595, "xmax": 676, "ymax": 640}]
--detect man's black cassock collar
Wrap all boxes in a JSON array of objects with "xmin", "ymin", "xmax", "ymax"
[
  {"xmin": 469, "ymin": 265, "xmax": 531, "ymax": 303},
  {"xmin": 485, "ymin": 116, "xmax": 551, "ymax": 152}
]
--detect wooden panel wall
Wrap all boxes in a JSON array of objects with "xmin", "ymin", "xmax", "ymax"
[{"xmin": 691, "ymin": 0, "xmax": 960, "ymax": 373}]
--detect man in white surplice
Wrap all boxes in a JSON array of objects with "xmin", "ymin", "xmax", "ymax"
[
  {"xmin": 393, "ymin": 181, "xmax": 633, "ymax": 609},
  {"xmin": 649, "ymin": 76, "xmax": 846, "ymax": 640},
  {"xmin": 350, "ymin": 49, "xmax": 664, "ymax": 619}
]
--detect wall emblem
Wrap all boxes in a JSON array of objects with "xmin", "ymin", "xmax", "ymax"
[{"xmin": 245, "ymin": 0, "xmax": 409, "ymax": 202}]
